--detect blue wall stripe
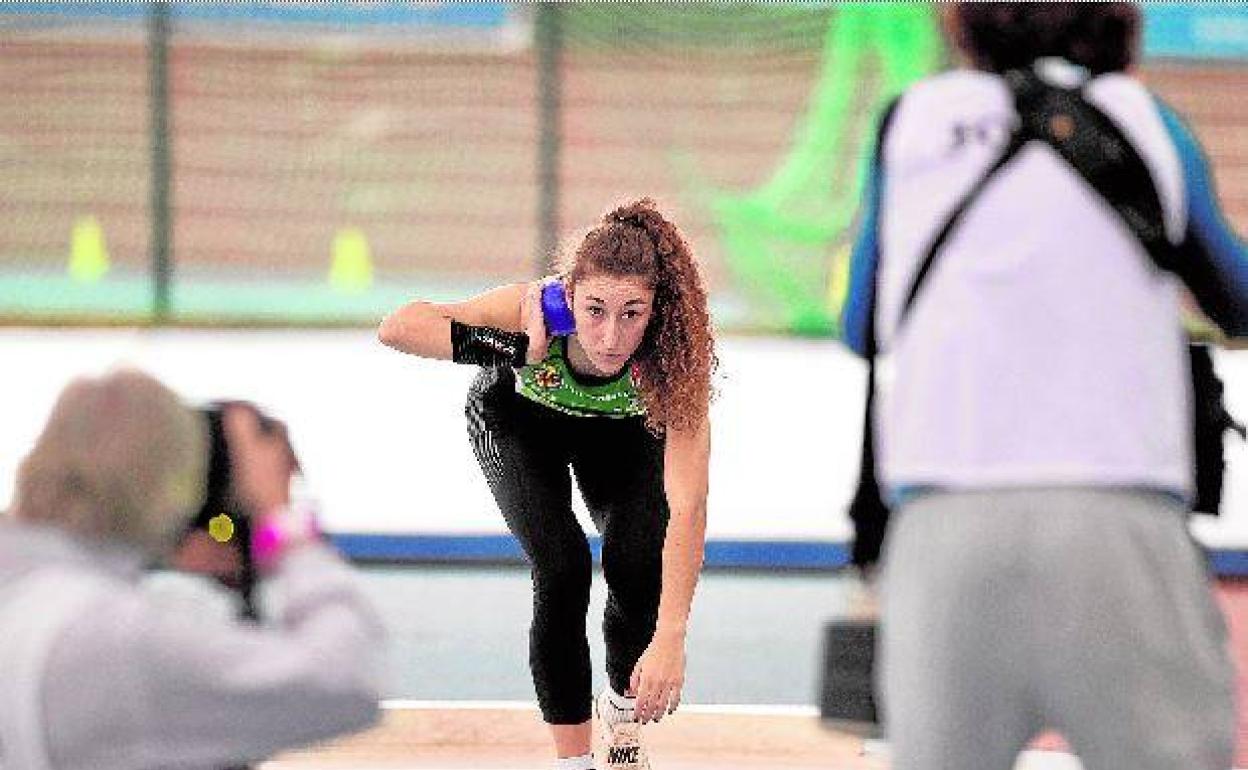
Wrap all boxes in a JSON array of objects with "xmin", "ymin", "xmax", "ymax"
[
  {"xmin": 1207, "ymin": 549, "xmax": 1248, "ymax": 579},
  {"xmin": 329, "ymin": 534, "xmax": 1245, "ymax": 577}
]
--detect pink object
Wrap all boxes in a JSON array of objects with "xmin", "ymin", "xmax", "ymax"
[{"xmin": 250, "ymin": 502, "xmax": 321, "ymax": 571}]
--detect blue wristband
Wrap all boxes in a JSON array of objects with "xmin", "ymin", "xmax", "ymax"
[{"xmin": 541, "ymin": 281, "xmax": 576, "ymax": 336}]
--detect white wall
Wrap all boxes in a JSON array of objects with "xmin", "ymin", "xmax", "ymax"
[{"xmin": 1, "ymin": 329, "xmax": 1244, "ymax": 548}]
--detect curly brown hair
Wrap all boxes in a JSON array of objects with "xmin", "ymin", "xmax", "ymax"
[{"xmin": 559, "ymin": 198, "xmax": 716, "ymax": 434}]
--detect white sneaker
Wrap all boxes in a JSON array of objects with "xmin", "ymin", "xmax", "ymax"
[
  {"xmin": 600, "ymin": 721, "xmax": 650, "ymax": 770},
  {"xmin": 595, "ymin": 688, "xmax": 634, "ymax": 727},
  {"xmin": 595, "ymin": 691, "xmax": 650, "ymax": 770}
]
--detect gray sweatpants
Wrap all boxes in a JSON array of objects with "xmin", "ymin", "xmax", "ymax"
[{"xmin": 879, "ymin": 488, "xmax": 1235, "ymax": 770}]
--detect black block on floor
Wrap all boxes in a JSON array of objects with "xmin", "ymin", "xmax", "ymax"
[{"xmin": 819, "ymin": 619, "xmax": 878, "ymax": 726}]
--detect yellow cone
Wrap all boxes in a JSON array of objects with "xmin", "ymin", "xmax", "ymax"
[
  {"xmin": 329, "ymin": 227, "xmax": 373, "ymax": 294},
  {"xmin": 69, "ymin": 215, "xmax": 110, "ymax": 283}
]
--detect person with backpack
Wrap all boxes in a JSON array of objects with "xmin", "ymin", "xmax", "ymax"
[{"xmin": 840, "ymin": 5, "xmax": 1248, "ymax": 769}]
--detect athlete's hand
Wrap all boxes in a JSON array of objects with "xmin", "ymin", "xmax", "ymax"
[
  {"xmin": 519, "ymin": 280, "xmax": 550, "ymax": 366},
  {"xmin": 629, "ymin": 627, "xmax": 686, "ymax": 724}
]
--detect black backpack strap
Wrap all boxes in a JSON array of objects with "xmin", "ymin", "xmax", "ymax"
[
  {"xmin": 1007, "ymin": 68, "xmax": 1172, "ymax": 268},
  {"xmin": 1009, "ymin": 70, "xmax": 1244, "ymax": 331},
  {"xmin": 849, "ymin": 363, "xmax": 886, "ymax": 571},
  {"xmin": 900, "ymin": 130, "xmax": 1031, "ymax": 324}
]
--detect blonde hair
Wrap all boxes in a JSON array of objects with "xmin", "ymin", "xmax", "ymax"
[{"xmin": 12, "ymin": 369, "xmax": 207, "ymax": 556}]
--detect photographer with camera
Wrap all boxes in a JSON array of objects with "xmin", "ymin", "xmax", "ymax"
[{"xmin": 0, "ymin": 368, "xmax": 384, "ymax": 770}]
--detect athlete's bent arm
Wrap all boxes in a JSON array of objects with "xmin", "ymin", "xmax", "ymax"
[
  {"xmin": 630, "ymin": 416, "xmax": 710, "ymax": 724},
  {"xmin": 377, "ymin": 283, "xmax": 529, "ymax": 359}
]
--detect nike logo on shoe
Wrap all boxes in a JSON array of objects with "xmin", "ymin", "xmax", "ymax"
[{"xmin": 607, "ymin": 745, "xmax": 640, "ymax": 765}]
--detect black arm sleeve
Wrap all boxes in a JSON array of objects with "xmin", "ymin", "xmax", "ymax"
[{"xmin": 450, "ymin": 320, "xmax": 529, "ymax": 368}]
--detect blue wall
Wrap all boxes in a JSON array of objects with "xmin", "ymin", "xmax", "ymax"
[
  {"xmin": 1144, "ymin": 6, "xmax": 1248, "ymax": 61},
  {"xmin": 1, "ymin": 2, "xmax": 512, "ymax": 30}
]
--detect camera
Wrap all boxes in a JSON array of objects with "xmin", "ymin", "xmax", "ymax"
[
  {"xmin": 178, "ymin": 402, "xmax": 297, "ymax": 620},
  {"xmin": 188, "ymin": 401, "xmax": 296, "ymax": 532}
]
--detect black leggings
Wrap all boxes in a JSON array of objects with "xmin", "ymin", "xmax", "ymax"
[{"xmin": 466, "ymin": 367, "xmax": 669, "ymax": 724}]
